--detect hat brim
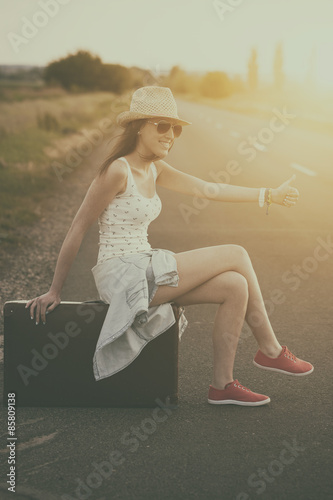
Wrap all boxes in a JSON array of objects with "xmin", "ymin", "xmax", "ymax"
[{"xmin": 116, "ymin": 111, "xmax": 192, "ymax": 127}]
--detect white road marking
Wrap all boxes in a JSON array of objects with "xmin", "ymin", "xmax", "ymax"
[
  {"xmin": 290, "ymin": 162, "xmax": 317, "ymax": 176},
  {"xmin": 26, "ymin": 458, "xmax": 62, "ymax": 475},
  {"xmin": 0, "ymin": 432, "xmax": 58, "ymax": 453},
  {"xmin": 18, "ymin": 417, "xmax": 45, "ymax": 427}
]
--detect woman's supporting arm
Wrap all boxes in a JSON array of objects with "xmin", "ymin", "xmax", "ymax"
[
  {"xmin": 26, "ymin": 160, "xmax": 128, "ymax": 324},
  {"xmin": 49, "ymin": 223, "xmax": 86, "ymax": 296}
]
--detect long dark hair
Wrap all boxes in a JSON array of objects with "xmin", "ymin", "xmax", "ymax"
[{"xmin": 98, "ymin": 119, "xmax": 173, "ymax": 176}]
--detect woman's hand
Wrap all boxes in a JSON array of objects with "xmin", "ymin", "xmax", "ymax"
[
  {"xmin": 25, "ymin": 290, "xmax": 61, "ymax": 325},
  {"xmin": 272, "ymin": 174, "xmax": 299, "ymax": 207}
]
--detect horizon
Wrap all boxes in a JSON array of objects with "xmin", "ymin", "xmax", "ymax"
[
  {"xmin": 1, "ymin": 0, "xmax": 332, "ymax": 91},
  {"xmin": 0, "ymin": 0, "xmax": 333, "ymax": 88}
]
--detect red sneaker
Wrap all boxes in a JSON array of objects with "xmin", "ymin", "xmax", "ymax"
[
  {"xmin": 253, "ymin": 345, "xmax": 314, "ymax": 376},
  {"xmin": 208, "ymin": 379, "xmax": 270, "ymax": 406}
]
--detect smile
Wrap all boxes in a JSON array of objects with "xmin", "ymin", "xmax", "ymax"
[{"xmin": 159, "ymin": 141, "xmax": 170, "ymax": 150}]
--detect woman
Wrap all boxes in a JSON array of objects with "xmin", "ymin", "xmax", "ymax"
[{"xmin": 26, "ymin": 86, "xmax": 313, "ymax": 406}]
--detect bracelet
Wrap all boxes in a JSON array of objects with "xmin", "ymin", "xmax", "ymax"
[
  {"xmin": 265, "ymin": 188, "xmax": 272, "ymax": 215},
  {"xmin": 259, "ymin": 188, "xmax": 266, "ymax": 208}
]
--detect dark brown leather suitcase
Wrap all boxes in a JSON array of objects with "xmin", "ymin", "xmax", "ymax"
[{"xmin": 3, "ymin": 300, "xmax": 180, "ymax": 408}]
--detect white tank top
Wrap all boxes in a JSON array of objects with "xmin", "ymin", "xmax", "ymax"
[{"xmin": 96, "ymin": 156, "xmax": 162, "ymax": 263}]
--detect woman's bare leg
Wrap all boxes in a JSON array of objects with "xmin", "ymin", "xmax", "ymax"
[
  {"xmin": 155, "ymin": 269, "xmax": 250, "ymax": 389},
  {"xmin": 150, "ymin": 245, "xmax": 282, "ymax": 357}
]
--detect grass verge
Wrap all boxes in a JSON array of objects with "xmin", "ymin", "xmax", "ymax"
[{"xmin": 0, "ymin": 88, "xmax": 125, "ymax": 247}]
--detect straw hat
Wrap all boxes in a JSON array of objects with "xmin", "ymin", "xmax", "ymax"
[{"xmin": 116, "ymin": 86, "xmax": 192, "ymax": 127}]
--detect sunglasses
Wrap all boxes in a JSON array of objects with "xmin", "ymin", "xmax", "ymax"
[{"xmin": 147, "ymin": 120, "xmax": 182, "ymax": 137}]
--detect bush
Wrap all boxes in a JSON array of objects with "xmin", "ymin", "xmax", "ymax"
[
  {"xmin": 43, "ymin": 50, "xmax": 133, "ymax": 94},
  {"xmin": 37, "ymin": 112, "xmax": 59, "ymax": 131},
  {"xmin": 200, "ymin": 71, "xmax": 232, "ymax": 99}
]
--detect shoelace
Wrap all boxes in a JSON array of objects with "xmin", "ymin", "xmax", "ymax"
[
  {"xmin": 284, "ymin": 348, "xmax": 297, "ymax": 362},
  {"xmin": 234, "ymin": 382, "xmax": 250, "ymax": 392}
]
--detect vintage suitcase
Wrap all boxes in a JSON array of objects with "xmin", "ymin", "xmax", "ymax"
[{"xmin": 3, "ymin": 300, "xmax": 180, "ymax": 408}]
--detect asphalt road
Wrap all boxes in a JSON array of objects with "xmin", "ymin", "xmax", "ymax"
[{"xmin": 1, "ymin": 98, "xmax": 332, "ymax": 500}]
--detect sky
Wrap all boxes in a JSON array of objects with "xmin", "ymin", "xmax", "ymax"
[{"xmin": 1, "ymin": 0, "xmax": 333, "ymax": 88}]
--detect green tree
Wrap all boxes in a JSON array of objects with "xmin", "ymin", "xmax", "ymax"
[
  {"xmin": 43, "ymin": 50, "xmax": 133, "ymax": 93},
  {"xmin": 248, "ymin": 47, "xmax": 258, "ymax": 91},
  {"xmin": 98, "ymin": 64, "xmax": 133, "ymax": 93},
  {"xmin": 200, "ymin": 71, "xmax": 231, "ymax": 98},
  {"xmin": 43, "ymin": 50, "xmax": 102, "ymax": 90},
  {"xmin": 167, "ymin": 65, "xmax": 189, "ymax": 93},
  {"xmin": 305, "ymin": 46, "xmax": 317, "ymax": 91},
  {"xmin": 273, "ymin": 42, "xmax": 284, "ymax": 90}
]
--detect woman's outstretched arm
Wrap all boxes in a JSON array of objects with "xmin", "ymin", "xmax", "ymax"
[
  {"xmin": 155, "ymin": 160, "xmax": 299, "ymax": 206},
  {"xmin": 26, "ymin": 160, "xmax": 127, "ymax": 325}
]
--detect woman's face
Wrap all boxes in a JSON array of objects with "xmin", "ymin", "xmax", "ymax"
[{"xmin": 137, "ymin": 117, "xmax": 178, "ymax": 158}]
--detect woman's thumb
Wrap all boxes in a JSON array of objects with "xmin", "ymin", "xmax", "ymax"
[{"xmin": 283, "ymin": 174, "xmax": 296, "ymax": 184}]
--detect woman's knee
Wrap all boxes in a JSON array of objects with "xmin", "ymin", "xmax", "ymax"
[
  {"xmin": 224, "ymin": 244, "xmax": 252, "ymax": 271},
  {"xmin": 224, "ymin": 271, "xmax": 249, "ymax": 303},
  {"xmin": 228, "ymin": 244, "xmax": 250, "ymax": 261}
]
